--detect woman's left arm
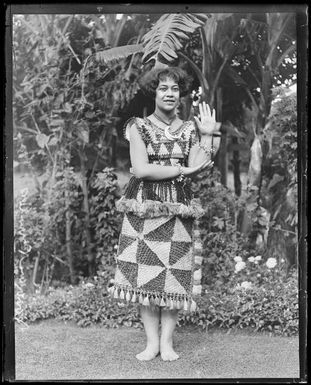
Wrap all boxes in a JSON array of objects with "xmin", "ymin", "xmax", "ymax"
[
  {"xmin": 188, "ymin": 102, "xmax": 222, "ymax": 168},
  {"xmin": 188, "ymin": 135, "xmax": 221, "ymax": 167}
]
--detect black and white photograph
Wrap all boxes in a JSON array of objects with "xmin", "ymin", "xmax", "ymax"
[{"xmin": 4, "ymin": 3, "xmax": 308, "ymax": 382}]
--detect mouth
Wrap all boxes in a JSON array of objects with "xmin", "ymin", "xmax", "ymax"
[{"xmin": 164, "ymin": 100, "xmax": 175, "ymax": 104}]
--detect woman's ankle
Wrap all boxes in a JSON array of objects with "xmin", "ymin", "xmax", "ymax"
[{"xmin": 146, "ymin": 339, "xmax": 160, "ymax": 350}]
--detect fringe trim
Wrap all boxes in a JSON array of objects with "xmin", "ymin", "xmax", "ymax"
[
  {"xmin": 116, "ymin": 197, "xmax": 205, "ymax": 219},
  {"xmin": 108, "ymin": 286, "xmax": 198, "ymax": 313}
]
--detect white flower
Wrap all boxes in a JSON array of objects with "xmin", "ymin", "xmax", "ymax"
[
  {"xmin": 241, "ymin": 281, "xmax": 252, "ymax": 290},
  {"xmin": 266, "ymin": 257, "xmax": 277, "ymax": 269},
  {"xmin": 254, "ymin": 255, "xmax": 262, "ymax": 264},
  {"xmin": 84, "ymin": 282, "xmax": 95, "ymax": 288},
  {"xmin": 114, "ymin": 245, "xmax": 118, "ymax": 250},
  {"xmin": 234, "ymin": 256, "xmax": 243, "ymax": 263},
  {"xmin": 248, "ymin": 256, "xmax": 255, "ymax": 262},
  {"xmin": 281, "ymin": 258, "xmax": 285, "ymax": 263},
  {"xmin": 235, "ymin": 261, "xmax": 246, "ymax": 273},
  {"xmin": 257, "ymin": 273, "xmax": 261, "ymax": 277}
]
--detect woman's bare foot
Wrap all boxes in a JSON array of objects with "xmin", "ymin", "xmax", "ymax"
[
  {"xmin": 136, "ymin": 344, "xmax": 159, "ymax": 361},
  {"xmin": 160, "ymin": 343, "xmax": 179, "ymax": 361}
]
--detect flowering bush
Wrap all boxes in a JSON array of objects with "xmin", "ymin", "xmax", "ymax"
[
  {"xmin": 179, "ymin": 271, "xmax": 298, "ymax": 336},
  {"xmin": 18, "ymin": 260, "xmax": 298, "ymax": 336},
  {"xmin": 228, "ymin": 253, "xmax": 291, "ymax": 293},
  {"xmin": 265, "ymin": 257, "xmax": 277, "ymax": 268}
]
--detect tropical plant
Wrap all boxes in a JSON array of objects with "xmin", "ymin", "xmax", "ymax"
[
  {"xmin": 13, "ymin": 14, "xmax": 137, "ymax": 283},
  {"xmin": 231, "ymin": 13, "xmax": 296, "ymax": 195},
  {"xmin": 93, "ymin": 13, "xmax": 207, "ymax": 67},
  {"xmin": 260, "ymin": 85, "xmax": 298, "ymax": 267}
]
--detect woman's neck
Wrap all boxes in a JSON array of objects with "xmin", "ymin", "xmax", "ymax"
[{"xmin": 153, "ymin": 107, "xmax": 176, "ymax": 123}]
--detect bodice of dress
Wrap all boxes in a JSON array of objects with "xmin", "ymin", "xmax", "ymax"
[{"xmin": 116, "ymin": 117, "xmax": 204, "ymax": 219}]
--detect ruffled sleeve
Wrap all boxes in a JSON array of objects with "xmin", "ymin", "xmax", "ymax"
[{"xmin": 123, "ymin": 117, "xmax": 148, "ymax": 144}]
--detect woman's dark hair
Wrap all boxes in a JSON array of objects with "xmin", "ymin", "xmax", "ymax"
[{"xmin": 138, "ymin": 66, "xmax": 193, "ymax": 98}]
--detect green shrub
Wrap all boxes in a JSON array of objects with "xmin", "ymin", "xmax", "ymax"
[
  {"xmin": 14, "ymin": 167, "xmax": 121, "ymax": 289},
  {"xmin": 192, "ymin": 169, "xmax": 250, "ymax": 288},
  {"xmin": 200, "ymin": 225, "xmax": 250, "ymax": 289},
  {"xmin": 18, "ymin": 266, "xmax": 298, "ymax": 336},
  {"xmin": 89, "ymin": 168, "xmax": 122, "ymax": 277},
  {"xmin": 179, "ymin": 270, "xmax": 298, "ymax": 336},
  {"xmin": 21, "ymin": 274, "xmax": 142, "ymax": 329}
]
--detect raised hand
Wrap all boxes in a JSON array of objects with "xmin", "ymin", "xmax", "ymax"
[{"xmin": 194, "ymin": 102, "xmax": 221, "ymax": 136}]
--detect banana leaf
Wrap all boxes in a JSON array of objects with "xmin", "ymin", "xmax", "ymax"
[
  {"xmin": 95, "ymin": 44, "xmax": 143, "ymax": 64},
  {"xmin": 142, "ymin": 13, "xmax": 206, "ymax": 65}
]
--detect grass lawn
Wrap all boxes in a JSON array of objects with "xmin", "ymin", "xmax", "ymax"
[{"xmin": 15, "ymin": 320, "xmax": 300, "ymax": 380}]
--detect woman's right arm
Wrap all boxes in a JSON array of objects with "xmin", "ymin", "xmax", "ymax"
[{"xmin": 129, "ymin": 124, "xmax": 211, "ymax": 181}]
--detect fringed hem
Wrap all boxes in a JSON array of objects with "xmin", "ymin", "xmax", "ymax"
[
  {"xmin": 116, "ymin": 197, "xmax": 205, "ymax": 219},
  {"xmin": 108, "ymin": 286, "xmax": 199, "ymax": 312}
]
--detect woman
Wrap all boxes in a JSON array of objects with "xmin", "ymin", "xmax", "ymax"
[{"xmin": 110, "ymin": 66, "xmax": 221, "ymax": 361}]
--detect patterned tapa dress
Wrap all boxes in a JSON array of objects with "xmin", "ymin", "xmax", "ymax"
[{"xmin": 110, "ymin": 117, "xmax": 205, "ymax": 312}]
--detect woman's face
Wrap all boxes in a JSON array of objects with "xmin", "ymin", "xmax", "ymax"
[{"xmin": 155, "ymin": 77, "xmax": 180, "ymax": 112}]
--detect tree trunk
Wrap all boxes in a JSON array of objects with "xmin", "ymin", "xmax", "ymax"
[
  {"xmin": 32, "ymin": 254, "xmax": 40, "ymax": 292},
  {"xmin": 231, "ymin": 137, "xmax": 242, "ymax": 196},
  {"xmin": 79, "ymin": 152, "xmax": 95, "ymax": 277},
  {"xmin": 65, "ymin": 190, "xmax": 76, "ymax": 284}
]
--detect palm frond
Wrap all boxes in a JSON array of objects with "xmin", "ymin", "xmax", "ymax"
[
  {"xmin": 203, "ymin": 14, "xmax": 233, "ymax": 50},
  {"xmin": 142, "ymin": 13, "xmax": 206, "ymax": 65},
  {"xmin": 94, "ymin": 44, "xmax": 143, "ymax": 64}
]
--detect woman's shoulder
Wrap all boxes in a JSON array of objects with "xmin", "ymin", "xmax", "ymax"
[
  {"xmin": 124, "ymin": 116, "xmax": 147, "ymax": 128},
  {"xmin": 123, "ymin": 117, "xmax": 150, "ymax": 141}
]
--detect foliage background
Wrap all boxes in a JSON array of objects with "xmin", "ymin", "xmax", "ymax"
[{"xmin": 13, "ymin": 12, "xmax": 298, "ymax": 335}]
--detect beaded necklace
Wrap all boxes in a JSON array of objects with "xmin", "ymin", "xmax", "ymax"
[{"xmin": 152, "ymin": 113, "xmax": 183, "ymax": 141}]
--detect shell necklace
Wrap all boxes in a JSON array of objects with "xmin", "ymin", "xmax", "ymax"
[{"xmin": 153, "ymin": 113, "xmax": 183, "ymax": 141}]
